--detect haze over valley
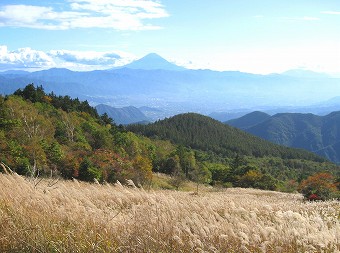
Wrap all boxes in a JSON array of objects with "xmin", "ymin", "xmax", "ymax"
[{"xmin": 1, "ymin": 53, "xmax": 340, "ymax": 122}]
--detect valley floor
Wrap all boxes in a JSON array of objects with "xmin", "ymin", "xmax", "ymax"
[{"xmin": 0, "ymin": 174, "xmax": 339, "ymax": 252}]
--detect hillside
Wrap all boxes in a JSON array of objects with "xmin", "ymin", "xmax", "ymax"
[
  {"xmin": 227, "ymin": 111, "xmax": 340, "ymax": 163},
  {"xmin": 0, "ymin": 84, "xmax": 161, "ymax": 186},
  {"xmin": 96, "ymin": 104, "xmax": 149, "ymax": 125},
  {"xmin": 127, "ymin": 113, "xmax": 325, "ymax": 162},
  {"xmin": 2, "ymin": 84, "xmax": 339, "ymax": 193}
]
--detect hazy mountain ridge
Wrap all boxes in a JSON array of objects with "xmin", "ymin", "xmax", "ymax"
[
  {"xmin": 96, "ymin": 104, "xmax": 149, "ymax": 125},
  {"xmin": 282, "ymin": 69, "xmax": 330, "ymax": 78},
  {"xmin": 226, "ymin": 111, "xmax": 340, "ymax": 163},
  {"xmin": 226, "ymin": 111, "xmax": 271, "ymax": 130},
  {"xmin": 1, "ymin": 54, "xmax": 340, "ymax": 118}
]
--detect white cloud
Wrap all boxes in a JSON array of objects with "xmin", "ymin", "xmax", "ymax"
[
  {"xmin": 281, "ymin": 16, "xmax": 320, "ymax": 22},
  {"xmin": 0, "ymin": 45, "xmax": 135, "ymax": 71},
  {"xmin": 49, "ymin": 49, "xmax": 135, "ymax": 68},
  {"xmin": 0, "ymin": 5, "xmax": 84, "ymax": 30},
  {"xmin": 321, "ymin": 11, "xmax": 340, "ymax": 15},
  {"xmin": 0, "ymin": 45, "xmax": 55, "ymax": 69},
  {"xmin": 300, "ymin": 16, "xmax": 320, "ymax": 21},
  {"xmin": 50, "ymin": 50, "xmax": 120, "ymax": 65},
  {"xmin": 0, "ymin": 0, "xmax": 168, "ymax": 30}
]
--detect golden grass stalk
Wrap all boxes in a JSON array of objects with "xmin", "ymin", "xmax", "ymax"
[{"xmin": 0, "ymin": 174, "xmax": 339, "ymax": 252}]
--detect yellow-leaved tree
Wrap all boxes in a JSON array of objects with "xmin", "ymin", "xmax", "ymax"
[{"xmin": 132, "ymin": 155, "xmax": 153, "ymax": 187}]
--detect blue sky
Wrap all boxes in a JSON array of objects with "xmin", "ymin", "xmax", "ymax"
[{"xmin": 1, "ymin": 0, "xmax": 340, "ymax": 74}]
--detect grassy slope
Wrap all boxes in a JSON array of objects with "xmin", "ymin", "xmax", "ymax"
[{"xmin": 1, "ymin": 174, "xmax": 339, "ymax": 252}]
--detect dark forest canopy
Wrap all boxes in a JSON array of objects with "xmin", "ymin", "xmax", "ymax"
[{"xmin": 127, "ymin": 113, "xmax": 326, "ymax": 162}]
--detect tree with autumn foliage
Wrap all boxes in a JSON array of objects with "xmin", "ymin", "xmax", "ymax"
[
  {"xmin": 4, "ymin": 96, "xmax": 55, "ymax": 175},
  {"xmin": 131, "ymin": 155, "xmax": 153, "ymax": 187},
  {"xmin": 299, "ymin": 172, "xmax": 339, "ymax": 201}
]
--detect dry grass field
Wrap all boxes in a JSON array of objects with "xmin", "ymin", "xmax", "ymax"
[{"xmin": 0, "ymin": 173, "xmax": 339, "ymax": 252}]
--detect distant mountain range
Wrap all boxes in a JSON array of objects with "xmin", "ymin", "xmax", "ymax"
[
  {"xmin": 281, "ymin": 69, "xmax": 330, "ymax": 78},
  {"xmin": 226, "ymin": 111, "xmax": 340, "ymax": 163},
  {"xmin": 1, "ymin": 53, "xmax": 340, "ymax": 120},
  {"xmin": 209, "ymin": 96, "xmax": 340, "ymax": 122}
]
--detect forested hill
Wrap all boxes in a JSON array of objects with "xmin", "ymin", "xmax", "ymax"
[
  {"xmin": 224, "ymin": 111, "xmax": 340, "ymax": 163},
  {"xmin": 245, "ymin": 112, "xmax": 340, "ymax": 163},
  {"xmin": 127, "ymin": 113, "xmax": 325, "ymax": 162},
  {"xmin": 1, "ymin": 85, "xmax": 339, "ymax": 193}
]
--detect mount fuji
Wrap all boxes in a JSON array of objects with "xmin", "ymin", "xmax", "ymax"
[{"xmin": 118, "ymin": 53, "xmax": 186, "ymax": 71}]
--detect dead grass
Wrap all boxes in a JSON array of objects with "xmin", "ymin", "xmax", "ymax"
[{"xmin": 0, "ymin": 174, "xmax": 339, "ymax": 252}]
